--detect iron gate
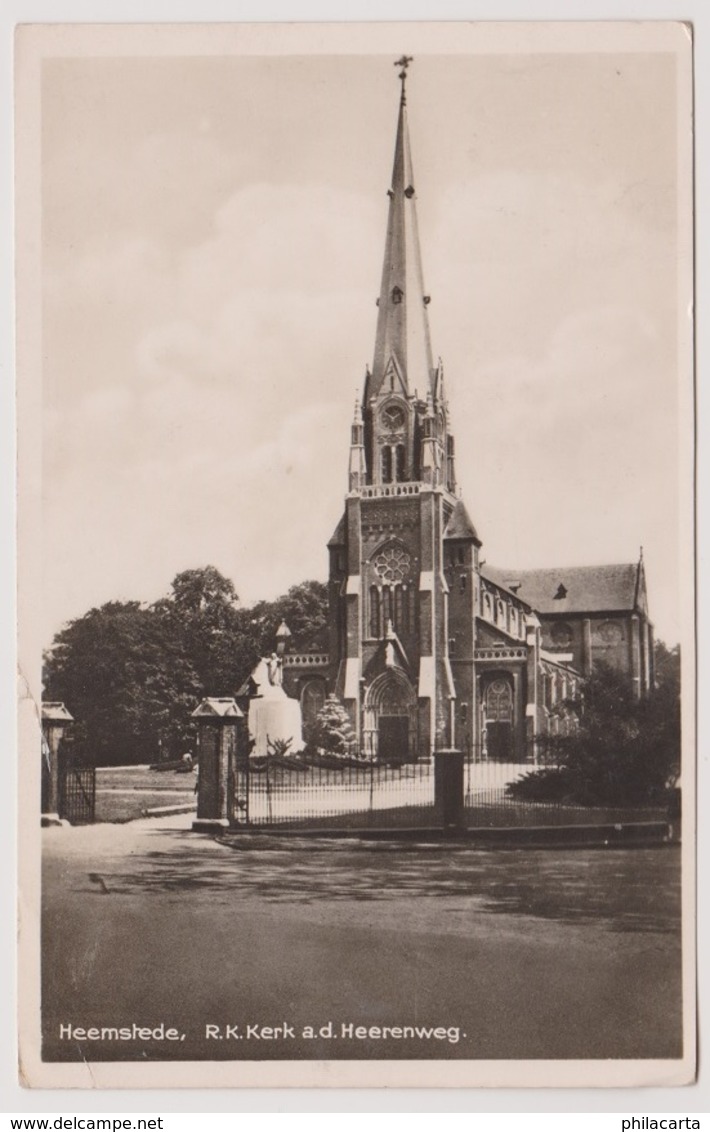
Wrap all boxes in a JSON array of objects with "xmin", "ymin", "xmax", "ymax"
[{"xmin": 59, "ymin": 757, "xmax": 96, "ymax": 824}]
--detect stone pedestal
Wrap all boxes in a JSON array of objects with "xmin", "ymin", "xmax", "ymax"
[
  {"xmin": 434, "ymin": 747, "xmax": 465, "ymax": 831},
  {"xmin": 41, "ymin": 702, "xmax": 73, "ymax": 827},
  {"xmin": 246, "ymin": 657, "xmax": 304, "ymax": 758},
  {"xmin": 191, "ymin": 698, "xmax": 243, "ymax": 833}
]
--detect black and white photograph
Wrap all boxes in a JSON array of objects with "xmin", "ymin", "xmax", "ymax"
[{"xmin": 15, "ymin": 21, "xmax": 695, "ymax": 1089}]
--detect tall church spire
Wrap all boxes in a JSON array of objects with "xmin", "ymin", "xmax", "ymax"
[{"xmin": 370, "ymin": 57, "xmax": 435, "ymax": 400}]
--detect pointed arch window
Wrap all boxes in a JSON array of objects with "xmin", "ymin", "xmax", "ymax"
[
  {"xmin": 391, "ymin": 286, "xmax": 403, "ymax": 305},
  {"xmin": 369, "ymin": 586, "xmax": 381, "ymax": 638},
  {"xmin": 381, "ymin": 446, "xmax": 393, "ymax": 483},
  {"xmin": 394, "ymin": 585, "xmax": 405, "ymax": 631},
  {"xmin": 485, "ymin": 678, "xmax": 513, "ymax": 723},
  {"xmin": 395, "ymin": 444, "xmax": 406, "ymax": 482},
  {"xmin": 382, "ymin": 585, "xmax": 393, "ymax": 628},
  {"xmin": 371, "ymin": 545, "xmax": 414, "ymax": 638},
  {"xmin": 301, "ymin": 680, "xmax": 326, "ymax": 729}
]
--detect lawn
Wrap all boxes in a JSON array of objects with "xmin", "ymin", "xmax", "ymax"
[{"xmin": 95, "ymin": 764, "xmax": 196, "ymax": 823}]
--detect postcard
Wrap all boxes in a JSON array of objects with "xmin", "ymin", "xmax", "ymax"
[{"xmin": 16, "ymin": 20, "xmax": 695, "ymax": 1089}]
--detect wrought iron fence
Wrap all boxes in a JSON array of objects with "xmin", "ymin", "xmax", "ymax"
[
  {"xmin": 463, "ymin": 747, "xmax": 562, "ymax": 827},
  {"xmin": 226, "ymin": 744, "xmax": 669, "ymax": 833},
  {"xmin": 231, "ymin": 753, "xmax": 435, "ymax": 830}
]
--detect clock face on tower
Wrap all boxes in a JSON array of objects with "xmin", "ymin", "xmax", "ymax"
[{"xmin": 382, "ymin": 404, "xmax": 405, "ymax": 431}]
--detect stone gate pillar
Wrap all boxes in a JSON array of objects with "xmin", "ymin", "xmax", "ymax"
[
  {"xmin": 191, "ymin": 698, "xmax": 243, "ymax": 833},
  {"xmin": 41, "ymin": 702, "xmax": 73, "ymax": 827},
  {"xmin": 434, "ymin": 747, "xmax": 465, "ymax": 831}
]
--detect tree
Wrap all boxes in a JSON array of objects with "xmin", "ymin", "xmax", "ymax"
[
  {"xmin": 509, "ymin": 645, "xmax": 681, "ymax": 807},
  {"xmin": 42, "ymin": 569, "xmax": 330, "ymax": 766},
  {"xmin": 653, "ymin": 640, "xmax": 680, "ymax": 698},
  {"xmin": 246, "ymin": 580, "xmax": 328, "ymax": 656},
  {"xmin": 154, "ymin": 566, "xmax": 250, "ymax": 697},
  {"xmin": 43, "ymin": 601, "xmax": 201, "ymax": 765},
  {"xmin": 169, "ymin": 566, "xmax": 239, "ymax": 615}
]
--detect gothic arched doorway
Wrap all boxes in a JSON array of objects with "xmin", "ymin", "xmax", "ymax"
[
  {"xmin": 363, "ymin": 669, "xmax": 417, "ymax": 762},
  {"xmin": 483, "ymin": 676, "xmax": 514, "ymax": 761}
]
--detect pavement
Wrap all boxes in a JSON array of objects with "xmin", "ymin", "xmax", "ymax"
[{"xmin": 41, "ymin": 813, "xmax": 684, "ymax": 1064}]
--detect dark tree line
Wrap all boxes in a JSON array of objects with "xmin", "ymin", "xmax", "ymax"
[{"xmin": 43, "ymin": 567, "xmax": 328, "ymax": 766}]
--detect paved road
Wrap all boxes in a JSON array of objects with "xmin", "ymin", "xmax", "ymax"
[{"xmin": 41, "ymin": 815, "xmax": 683, "ymax": 1063}]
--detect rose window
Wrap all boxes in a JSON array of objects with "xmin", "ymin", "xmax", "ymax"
[
  {"xmin": 373, "ymin": 546, "xmax": 412, "ymax": 584},
  {"xmin": 598, "ymin": 621, "xmax": 623, "ymax": 645}
]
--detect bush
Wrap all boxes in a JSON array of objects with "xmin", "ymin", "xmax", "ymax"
[{"xmin": 508, "ymin": 651, "xmax": 680, "ymax": 808}]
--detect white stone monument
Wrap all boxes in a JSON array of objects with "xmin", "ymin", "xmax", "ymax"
[{"xmin": 247, "ymin": 655, "xmax": 305, "ymax": 758}]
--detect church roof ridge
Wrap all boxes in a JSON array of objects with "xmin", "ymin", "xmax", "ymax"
[{"xmin": 482, "ymin": 562, "xmax": 645, "ymax": 615}]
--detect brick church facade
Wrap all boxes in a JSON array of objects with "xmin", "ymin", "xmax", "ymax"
[{"xmin": 281, "ymin": 64, "xmax": 654, "ymax": 762}]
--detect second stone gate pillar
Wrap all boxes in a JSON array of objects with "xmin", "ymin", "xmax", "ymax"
[
  {"xmin": 191, "ymin": 698, "xmax": 243, "ymax": 833},
  {"xmin": 434, "ymin": 747, "xmax": 465, "ymax": 831}
]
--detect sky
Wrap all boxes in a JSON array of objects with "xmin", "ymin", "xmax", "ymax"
[{"xmin": 39, "ymin": 41, "xmax": 689, "ymax": 647}]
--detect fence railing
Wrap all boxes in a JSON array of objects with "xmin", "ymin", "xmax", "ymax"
[
  {"xmin": 230, "ymin": 745, "xmax": 558, "ymax": 831},
  {"xmin": 463, "ymin": 752, "xmax": 565, "ymax": 826},
  {"xmin": 228, "ymin": 745, "xmax": 669, "ymax": 832},
  {"xmin": 232, "ymin": 754, "xmax": 435, "ymax": 829}
]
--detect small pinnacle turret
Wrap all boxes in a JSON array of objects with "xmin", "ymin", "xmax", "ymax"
[{"xmin": 348, "ymin": 393, "xmax": 367, "ymax": 491}]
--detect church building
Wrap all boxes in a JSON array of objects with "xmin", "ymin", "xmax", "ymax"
[{"xmin": 281, "ymin": 61, "xmax": 654, "ymax": 762}]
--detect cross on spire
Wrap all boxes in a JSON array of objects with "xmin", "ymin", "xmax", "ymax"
[{"xmin": 394, "ymin": 55, "xmax": 413, "ymax": 102}]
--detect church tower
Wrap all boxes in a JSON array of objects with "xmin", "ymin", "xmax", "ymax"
[{"xmin": 328, "ymin": 59, "xmax": 481, "ymax": 760}]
